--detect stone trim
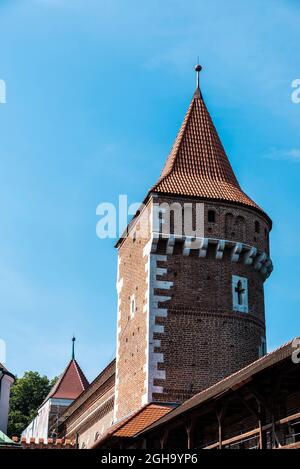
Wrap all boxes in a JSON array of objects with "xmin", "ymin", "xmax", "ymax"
[
  {"xmin": 142, "ymin": 243, "xmax": 174, "ymax": 406},
  {"xmin": 65, "ymin": 395, "xmax": 114, "ymax": 437},
  {"xmin": 147, "ymin": 233, "xmax": 273, "ymax": 278},
  {"xmin": 114, "ymin": 254, "xmax": 124, "ymax": 421}
]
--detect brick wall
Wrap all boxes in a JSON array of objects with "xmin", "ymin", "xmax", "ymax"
[
  {"xmin": 115, "ymin": 194, "xmax": 271, "ymax": 416},
  {"xmin": 114, "ymin": 211, "xmax": 150, "ymax": 421}
]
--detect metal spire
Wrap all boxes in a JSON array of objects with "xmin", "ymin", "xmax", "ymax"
[
  {"xmin": 72, "ymin": 335, "xmax": 76, "ymax": 360},
  {"xmin": 195, "ymin": 62, "xmax": 202, "ymax": 91}
]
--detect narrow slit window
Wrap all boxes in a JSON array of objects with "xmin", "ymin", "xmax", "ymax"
[
  {"xmin": 130, "ymin": 295, "xmax": 136, "ymax": 318},
  {"xmin": 208, "ymin": 210, "xmax": 216, "ymax": 223}
]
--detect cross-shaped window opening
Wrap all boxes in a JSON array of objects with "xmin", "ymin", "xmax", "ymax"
[{"xmin": 235, "ymin": 280, "xmax": 245, "ymax": 305}]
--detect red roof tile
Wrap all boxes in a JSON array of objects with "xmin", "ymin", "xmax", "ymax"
[
  {"xmin": 46, "ymin": 359, "xmax": 89, "ymax": 401},
  {"xmin": 114, "ymin": 404, "xmax": 172, "ymax": 437},
  {"xmin": 61, "ymin": 359, "xmax": 115, "ymax": 419},
  {"xmin": 150, "ymin": 88, "xmax": 269, "ymax": 221},
  {"xmin": 92, "ymin": 403, "xmax": 173, "ymax": 447}
]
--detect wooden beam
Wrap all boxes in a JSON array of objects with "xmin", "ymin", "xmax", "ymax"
[
  {"xmin": 214, "ymin": 397, "xmax": 233, "ymax": 450},
  {"xmin": 204, "ymin": 422, "xmax": 272, "ymax": 449},
  {"xmin": 204, "ymin": 427, "xmax": 260, "ymax": 449},
  {"xmin": 246, "ymin": 383, "xmax": 273, "ymax": 416},
  {"xmin": 258, "ymin": 405, "xmax": 267, "ymax": 449},
  {"xmin": 271, "ymin": 414, "xmax": 282, "ymax": 449},
  {"xmin": 185, "ymin": 419, "xmax": 196, "ymax": 450},
  {"xmin": 233, "ymin": 389, "xmax": 260, "ymax": 418},
  {"xmin": 246, "ymin": 381, "xmax": 281, "ymax": 447},
  {"xmin": 216, "ymin": 411, "xmax": 223, "ymax": 450},
  {"xmin": 160, "ymin": 428, "xmax": 169, "ymax": 450},
  {"xmin": 202, "ymin": 411, "xmax": 300, "ymax": 450},
  {"xmin": 277, "ymin": 411, "xmax": 300, "ymax": 425}
]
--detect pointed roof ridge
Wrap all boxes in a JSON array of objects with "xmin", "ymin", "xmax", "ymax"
[
  {"xmin": 150, "ymin": 89, "xmax": 271, "ymax": 224},
  {"xmin": 42, "ymin": 358, "xmax": 89, "ymax": 405},
  {"xmin": 0, "ymin": 362, "xmax": 15, "ymax": 380},
  {"xmin": 71, "ymin": 358, "xmax": 90, "ymax": 393}
]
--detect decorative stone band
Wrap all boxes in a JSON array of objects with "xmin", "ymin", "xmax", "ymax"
[
  {"xmin": 66, "ymin": 394, "xmax": 115, "ymax": 437},
  {"xmin": 146, "ymin": 233, "xmax": 273, "ymax": 279}
]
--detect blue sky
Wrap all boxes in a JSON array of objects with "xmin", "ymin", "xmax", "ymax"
[{"xmin": 0, "ymin": 0, "xmax": 299, "ymax": 382}]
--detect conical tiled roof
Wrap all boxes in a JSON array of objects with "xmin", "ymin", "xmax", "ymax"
[
  {"xmin": 150, "ymin": 87, "xmax": 269, "ymax": 220},
  {"xmin": 45, "ymin": 359, "xmax": 89, "ymax": 402}
]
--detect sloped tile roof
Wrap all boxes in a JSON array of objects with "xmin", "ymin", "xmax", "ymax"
[
  {"xmin": 45, "ymin": 359, "xmax": 89, "ymax": 402},
  {"xmin": 61, "ymin": 359, "xmax": 115, "ymax": 420},
  {"xmin": 150, "ymin": 88, "xmax": 270, "ymax": 222},
  {"xmin": 114, "ymin": 404, "xmax": 172, "ymax": 437},
  {"xmin": 92, "ymin": 403, "xmax": 173, "ymax": 447}
]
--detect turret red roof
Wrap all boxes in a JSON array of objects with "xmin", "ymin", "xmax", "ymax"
[
  {"xmin": 46, "ymin": 359, "xmax": 89, "ymax": 402},
  {"xmin": 150, "ymin": 87, "xmax": 269, "ymax": 221}
]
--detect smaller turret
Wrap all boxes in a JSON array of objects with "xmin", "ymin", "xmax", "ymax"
[{"xmin": 22, "ymin": 337, "xmax": 88, "ymax": 442}]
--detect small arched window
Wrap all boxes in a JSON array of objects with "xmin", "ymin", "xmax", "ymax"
[
  {"xmin": 81, "ymin": 442, "xmax": 86, "ymax": 449},
  {"xmin": 94, "ymin": 432, "xmax": 100, "ymax": 442},
  {"xmin": 255, "ymin": 221, "xmax": 260, "ymax": 233},
  {"xmin": 208, "ymin": 210, "xmax": 216, "ymax": 223}
]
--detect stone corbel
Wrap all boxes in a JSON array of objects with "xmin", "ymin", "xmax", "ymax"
[
  {"xmin": 198, "ymin": 238, "xmax": 208, "ymax": 258},
  {"xmin": 166, "ymin": 235, "xmax": 176, "ymax": 255},
  {"xmin": 244, "ymin": 246, "xmax": 257, "ymax": 265},
  {"xmin": 254, "ymin": 252, "xmax": 267, "ymax": 271},
  {"xmin": 183, "ymin": 237, "xmax": 194, "ymax": 256},
  {"xmin": 216, "ymin": 240, "xmax": 226, "ymax": 259},
  {"xmin": 231, "ymin": 242, "xmax": 243, "ymax": 262}
]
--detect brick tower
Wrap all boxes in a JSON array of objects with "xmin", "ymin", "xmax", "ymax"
[{"xmin": 114, "ymin": 66, "xmax": 273, "ymax": 422}]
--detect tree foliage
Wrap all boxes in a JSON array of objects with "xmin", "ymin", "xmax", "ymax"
[{"xmin": 7, "ymin": 371, "xmax": 57, "ymax": 437}]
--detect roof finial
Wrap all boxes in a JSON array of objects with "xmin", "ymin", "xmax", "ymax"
[
  {"xmin": 72, "ymin": 335, "xmax": 76, "ymax": 360},
  {"xmin": 195, "ymin": 61, "xmax": 202, "ymax": 91}
]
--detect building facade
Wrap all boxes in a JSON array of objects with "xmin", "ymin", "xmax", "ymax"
[{"xmin": 0, "ymin": 363, "xmax": 15, "ymax": 435}]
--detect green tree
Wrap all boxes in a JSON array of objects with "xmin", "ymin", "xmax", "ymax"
[{"xmin": 7, "ymin": 371, "xmax": 57, "ymax": 437}]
